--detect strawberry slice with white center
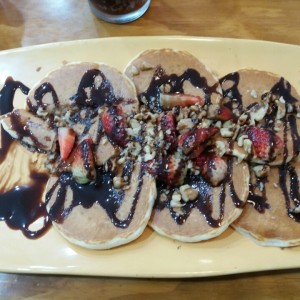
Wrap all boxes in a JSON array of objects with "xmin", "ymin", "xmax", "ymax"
[
  {"xmin": 178, "ymin": 127, "xmax": 218, "ymax": 156},
  {"xmin": 58, "ymin": 127, "xmax": 76, "ymax": 161},
  {"xmin": 102, "ymin": 106, "xmax": 127, "ymax": 147},
  {"xmin": 71, "ymin": 138, "xmax": 96, "ymax": 184}
]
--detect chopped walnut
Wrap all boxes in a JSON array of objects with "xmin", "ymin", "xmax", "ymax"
[
  {"xmin": 275, "ymin": 96, "xmax": 286, "ymax": 120},
  {"xmin": 170, "ymin": 192, "xmax": 183, "ymax": 208},
  {"xmin": 252, "ymin": 165, "xmax": 270, "ymax": 178},
  {"xmin": 130, "ymin": 65, "xmax": 139, "ymax": 76},
  {"xmin": 113, "ymin": 176, "xmax": 127, "ymax": 189},
  {"xmin": 179, "ymin": 184, "xmax": 199, "ymax": 202},
  {"xmin": 177, "ymin": 118, "xmax": 194, "ymax": 132},
  {"xmin": 140, "ymin": 61, "xmax": 154, "ymax": 71}
]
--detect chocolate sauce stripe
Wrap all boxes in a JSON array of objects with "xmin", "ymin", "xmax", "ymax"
[
  {"xmin": 1, "ymin": 66, "xmax": 300, "ymax": 241},
  {"xmin": 46, "ymin": 166, "xmax": 144, "ymax": 229},
  {"xmin": 156, "ymin": 158, "xmax": 244, "ymax": 228}
]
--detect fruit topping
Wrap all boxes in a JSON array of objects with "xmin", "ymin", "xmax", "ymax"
[
  {"xmin": 157, "ymin": 112, "xmax": 177, "ymax": 152},
  {"xmin": 102, "ymin": 106, "xmax": 127, "ymax": 147},
  {"xmin": 241, "ymin": 126, "xmax": 283, "ymax": 161},
  {"xmin": 145, "ymin": 155, "xmax": 187, "ymax": 187},
  {"xmin": 207, "ymin": 104, "xmax": 235, "ymax": 121},
  {"xmin": 159, "ymin": 93, "xmax": 204, "ymax": 110},
  {"xmin": 58, "ymin": 127, "xmax": 76, "ymax": 161},
  {"xmin": 156, "ymin": 156, "xmax": 187, "ymax": 186},
  {"xmin": 178, "ymin": 127, "xmax": 218, "ymax": 156},
  {"xmin": 71, "ymin": 138, "xmax": 96, "ymax": 184},
  {"xmin": 194, "ymin": 152, "xmax": 228, "ymax": 186}
]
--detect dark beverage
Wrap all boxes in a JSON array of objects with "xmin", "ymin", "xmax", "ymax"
[{"xmin": 88, "ymin": 0, "xmax": 151, "ymax": 23}]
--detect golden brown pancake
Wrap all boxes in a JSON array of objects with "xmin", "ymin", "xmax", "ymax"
[
  {"xmin": 219, "ymin": 69, "xmax": 300, "ymax": 247},
  {"xmin": 7, "ymin": 62, "xmax": 157, "ymax": 249},
  {"xmin": 232, "ymin": 160, "xmax": 300, "ymax": 247},
  {"xmin": 124, "ymin": 49, "xmax": 250, "ymax": 242}
]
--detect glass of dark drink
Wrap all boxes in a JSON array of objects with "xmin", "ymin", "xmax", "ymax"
[{"xmin": 88, "ymin": 0, "xmax": 151, "ymax": 23}]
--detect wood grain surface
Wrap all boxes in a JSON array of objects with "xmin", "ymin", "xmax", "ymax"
[{"xmin": 1, "ymin": 1, "xmax": 300, "ymax": 299}]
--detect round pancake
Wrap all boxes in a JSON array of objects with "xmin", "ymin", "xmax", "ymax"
[
  {"xmin": 219, "ymin": 69, "xmax": 300, "ymax": 165},
  {"xmin": 46, "ymin": 163, "xmax": 156, "ymax": 250},
  {"xmin": 232, "ymin": 160, "xmax": 300, "ymax": 247},
  {"xmin": 25, "ymin": 62, "xmax": 157, "ymax": 249},
  {"xmin": 220, "ymin": 69, "xmax": 300, "ymax": 247},
  {"xmin": 149, "ymin": 158, "xmax": 249, "ymax": 242},
  {"xmin": 26, "ymin": 62, "xmax": 139, "ymax": 116},
  {"xmin": 124, "ymin": 48, "xmax": 223, "ymax": 107}
]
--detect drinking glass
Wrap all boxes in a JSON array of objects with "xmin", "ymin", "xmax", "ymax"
[{"xmin": 88, "ymin": 0, "xmax": 151, "ymax": 24}]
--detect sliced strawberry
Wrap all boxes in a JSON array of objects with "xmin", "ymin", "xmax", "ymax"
[
  {"xmin": 243, "ymin": 126, "xmax": 283, "ymax": 160},
  {"xmin": 71, "ymin": 138, "xmax": 96, "ymax": 184},
  {"xmin": 102, "ymin": 106, "xmax": 127, "ymax": 147},
  {"xmin": 207, "ymin": 104, "xmax": 235, "ymax": 121},
  {"xmin": 156, "ymin": 156, "xmax": 187, "ymax": 186},
  {"xmin": 58, "ymin": 127, "xmax": 76, "ymax": 161},
  {"xmin": 178, "ymin": 127, "xmax": 218, "ymax": 156},
  {"xmin": 143, "ymin": 156, "xmax": 186, "ymax": 186},
  {"xmin": 158, "ymin": 112, "xmax": 177, "ymax": 152},
  {"xmin": 159, "ymin": 93, "xmax": 204, "ymax": 110},
  {"xmin": 194, "ymin": 152, "xmax": 227, "ymax": 186}
]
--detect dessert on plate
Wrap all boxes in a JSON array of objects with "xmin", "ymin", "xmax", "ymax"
[{"xmin": 219, "ymin": 69, "xmax": 300, "ymax": 247}]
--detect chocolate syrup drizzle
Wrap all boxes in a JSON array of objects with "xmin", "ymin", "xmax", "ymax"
[
  {"xmin": 46, "ymin": 163, "xmax": 144, "ymax": 228},
  {"xmin": 1, "ymin": 65, "xmax": 300, "ymax": 240},
  {"xmin": 140, "ymin": 66, "xmax": 220, "ymax": 113},
  {"xmin": 0, "ymin": 77, "xmax": 51, "ymax": 238},
  {"xmin": 9, "ymin": 110, "xmax": 47, "ymax": 150},
  {"xmin": 220, "ymin": 72, "xmax": 300, "ymax": 221},
  {"xmin": 70, "ymin": 69, "xmax": 120, "ymax": 108},
  {"xmin": 279, "ymin": 164, "xmax": 300, "ymax": 222},
  {"xmin": 156, "ymin": 158, "xmax": 244, "ymax": 228},
  {"xmin": 27, "ymin": 82, "xmax": 59, "ymax": 113}
]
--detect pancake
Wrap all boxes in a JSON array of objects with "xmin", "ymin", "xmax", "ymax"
[
  {"xmin": 219, "ymin": 69, "xmax": 300, "ymax": 247},
  {"xmin": 2, "ymin": 62, "xmax": 158, "ymax": 249},
  {"xmin": 124, "ymin": 49, "xmax": 250, "ymax": 242},
  {"xmin": 124, "ymin": 48, "xmax": 223, "ymax": 112},
  {"xmin": 149, "ymin": 158, "xmax": 249, "ymax": 242}
]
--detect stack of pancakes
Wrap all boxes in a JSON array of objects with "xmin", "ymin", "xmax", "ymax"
[{"xmin": 1, "ymin": 49, "xmax": 300, "ymax": 249}]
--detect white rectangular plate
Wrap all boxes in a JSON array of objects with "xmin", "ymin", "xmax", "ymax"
[{"xmin": 0, "ymin": 36, "xmax": 300, "ymax": 278}]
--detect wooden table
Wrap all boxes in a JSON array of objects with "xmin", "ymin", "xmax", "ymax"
[{"xmin": 1, "ymin": 1, "xmax": 300, "ymax": 299}]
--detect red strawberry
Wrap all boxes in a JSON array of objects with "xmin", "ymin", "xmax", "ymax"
[
  {"xmin": 194, "ymin": 152, "xmax": 227, "ymax": 186},
  {"xmin": 71, "ymin": 138, "xmax": 96, "ymax": 184},
  {"xmin": 178, "ymin": 127, "xmax": 218, "ymax": 156},
  {"xmin": 156, "ymin": 156, "xmax": 187, "ymax": 186},
  {"xmin": 58, "ymin": 127, "xmax": 76, "ymax": 161},
  {"xmin": 158, "ymin": 112, "xmax": 177, "ymax": 152},
  {"xmin": 159, "ymin": 93, "xmax": 204, "ymax": 110},
  {"xmin": 243, "ymin": 126, "xmax": 283, "ymax": 160},
  {"xmin": 207, "ymin": 104, "xmax": 235, "ymax": 121},
  {"xmin": 143, "ymin": 156, "xmax": 186, "ymax": 186},
  {"xmin": 102, "ymin": 106, "xmax": 127, "ymax": 147}
]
